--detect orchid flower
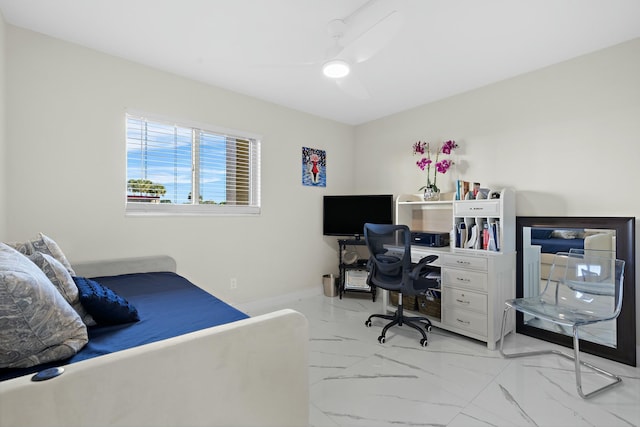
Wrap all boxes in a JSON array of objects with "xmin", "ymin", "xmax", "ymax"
[{"xmin": 413, "ymin": 139, "xmax": 457, "ymax": 193}]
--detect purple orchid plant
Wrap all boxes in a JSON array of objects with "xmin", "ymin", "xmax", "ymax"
[{"xmin": 412, "ymin": 139, "xmax": 458, "ymax": 193}]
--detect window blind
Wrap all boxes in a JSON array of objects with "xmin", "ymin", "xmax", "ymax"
[{"xmin": 126, "ymin": 114, "xmax": 261, "ymax": 215}]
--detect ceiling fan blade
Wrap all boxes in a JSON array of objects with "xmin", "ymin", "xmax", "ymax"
[
  {"xmin": 335, "ymin": 75, "xmax": 370, "ymax": 99},
  {"xmin": 339, "ymin": 10, "xmax": 403, "ymax": 64}
]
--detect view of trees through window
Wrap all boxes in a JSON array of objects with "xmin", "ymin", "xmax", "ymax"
[{"xmin": 126, "ymin": 115, "xmax": 255, "ymax": 207}]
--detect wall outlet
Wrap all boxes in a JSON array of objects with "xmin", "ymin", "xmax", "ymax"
[{"xmin": 230, "ymin": 277, "xmax": 237, "ymax": 289}]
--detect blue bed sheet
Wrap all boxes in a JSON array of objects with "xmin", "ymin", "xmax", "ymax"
[
  {"xmin": 531, "ymin": 237, "xmax": 584, "ymax": 254},
  {"xmin": 1, "ymin": 271, "xmax": 248, "ymax": 381}
]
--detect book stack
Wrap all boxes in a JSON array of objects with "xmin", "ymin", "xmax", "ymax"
[
  {"xmin": 454, "ymin": 219, "xmax": 500, "ymax": 251},
  {"xmin": 456, "ymin": 180, "xmax": 490, "ymax": 200}
]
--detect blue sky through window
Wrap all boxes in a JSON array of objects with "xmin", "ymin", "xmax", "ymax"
[{"xmin": 126, "ymin": 117, "xmax": 227, "ymax": 204}]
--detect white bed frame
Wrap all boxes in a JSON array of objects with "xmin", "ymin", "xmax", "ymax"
[{"xmin": 0, "ymin": 256, "xmax": 309, "ymax": 427}]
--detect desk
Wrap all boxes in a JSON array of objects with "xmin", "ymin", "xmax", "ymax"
[{"xmin": 380, "ymin": 245, "xmax": 515, "ymax": 350}]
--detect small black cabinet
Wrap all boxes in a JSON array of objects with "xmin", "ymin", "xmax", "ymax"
[{"xmin": 337, "ymin": 239, "xmax": 376, "ymax": 301}]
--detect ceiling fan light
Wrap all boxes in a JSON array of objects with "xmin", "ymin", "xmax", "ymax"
[{"xmin": 322, "ymin": 59, "xmax": 350, "ymax": 78}]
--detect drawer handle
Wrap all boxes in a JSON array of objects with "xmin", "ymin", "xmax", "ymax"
[
  {"xmin": 456, "ymin": 260, "xmax": 471, "ymax": 265},
  {"xmin": 456, "ymin": 318, "xmax": 471, "ymax": 325},
  {"xmin": 456, "ymin": 277, "xmax": 470, "ymax": 282},
  {"xmin": 455, "ymin": 298, "xmax": 470, "ymax": 304}
]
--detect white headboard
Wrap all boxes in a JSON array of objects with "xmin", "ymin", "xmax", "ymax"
[{"xmin": 71, "ymin": 255, "xmax": 177, "ymax": 277}]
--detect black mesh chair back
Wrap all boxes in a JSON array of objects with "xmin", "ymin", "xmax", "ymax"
[{"xmin": 364, "ymin": 223, "xmax": 410, "ymax": 291}]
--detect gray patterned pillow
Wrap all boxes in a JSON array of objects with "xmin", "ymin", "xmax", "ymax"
[
  {"xmin": 4, "ymin": 240, "xmax": 32, "ymax": 255},
  {"xmin": 4, "ymin": 233, "xmax": 76, "ymax": 276},
  {"xmin": 28, "ymin": 251, "xmax": 96, "ymax": 326},
  {"xmin": 32, "ymin": 233, "xmax": 76, "ymax": 276},
  {"xmin": 0, "ymin": 243, "xmax": 88, "ymax": 368}
]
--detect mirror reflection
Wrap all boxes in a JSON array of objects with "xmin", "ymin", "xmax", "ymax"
[{"xmin": 521, "ymin": 226, "xmax": 617, "ymax": 348}]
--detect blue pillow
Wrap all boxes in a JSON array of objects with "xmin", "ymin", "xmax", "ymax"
[{"xmin": 72, "ymin": 276, "xmax": 140, "ymax": 325}]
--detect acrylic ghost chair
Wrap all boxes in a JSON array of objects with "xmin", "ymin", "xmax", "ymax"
[{"xmin": 499, "ymin": 249, "xmax": 625, "ymax": 398}]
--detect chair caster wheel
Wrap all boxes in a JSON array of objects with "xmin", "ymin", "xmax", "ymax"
[
  {"xmin": 420, "ymin": 338, "xmax": 428, "ymax": 347},
  {"xmin": 378, "ymin": 336, "xmax": 385, "ymax": 344},
  {"xmin": 365, "ymin": 320, "xmax": 372, "ymax": 327},
  {"xmin": 426, "ymin": 325, "xmax": 432, "ymax": 332}
]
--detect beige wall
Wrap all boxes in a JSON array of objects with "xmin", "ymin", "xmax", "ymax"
[
  {"xmin": 4, "ymin": 25, "xmax": 355, "ymax": 304},
  {"xmin": 354, "ymin": 38, "xmax": 640, "ymax": 346},
  {"xmin": 0, "ymin": 12, "xmax": 6, "ymax": 240}
]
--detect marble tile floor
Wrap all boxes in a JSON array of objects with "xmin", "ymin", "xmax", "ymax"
[{"xmin": 245, "ymin": 292, "xmax": 640, "ymax": 427}]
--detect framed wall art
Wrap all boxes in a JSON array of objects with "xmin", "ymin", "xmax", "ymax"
[{"xmin": 302, "ymin": 147, "xmax": 326, "ymax": 187}]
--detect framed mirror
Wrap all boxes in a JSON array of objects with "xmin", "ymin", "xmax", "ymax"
[{"xmin": 516, "ymin": 216, "xmax": 636, "ymax": 366}]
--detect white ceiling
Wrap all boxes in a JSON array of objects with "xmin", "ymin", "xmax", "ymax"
[{"xmin": 1, "ymin": 0, "xmax": 639, "ymax": 125}]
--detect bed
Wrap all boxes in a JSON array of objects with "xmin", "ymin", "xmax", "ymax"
[
  {"xmin": 0, "ymin": 248, "xmax": 309, "ymax": 427},
  {"xmin": 529, "ymin": 228, "xmax": 615, "ymax": 280},
  {"xmin": 530, "ymin": 228, "xmax": 585, "ymax": 254}
]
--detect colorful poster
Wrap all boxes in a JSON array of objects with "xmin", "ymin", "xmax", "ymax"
[{"xmin": 302, "ymin": 147, "xmax": 326, "ymax": 187}]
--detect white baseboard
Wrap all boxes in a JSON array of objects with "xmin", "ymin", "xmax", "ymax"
[{"xmin": 236, "ymin": 286, "xmax": 322, "ymax": 314}]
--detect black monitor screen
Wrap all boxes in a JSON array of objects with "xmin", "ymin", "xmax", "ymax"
[{"xmin": 323, "ymin": 194, "xmax": 394, "ymax": 237}]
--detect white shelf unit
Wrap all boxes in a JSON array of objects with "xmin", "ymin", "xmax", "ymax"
[
  {"xmin": 452, "ymin": 188, "xmax": 515, "ymax": 254},
  {"xmin": 386, "ymin": 189, "xmax": 516, "ymax": 349},
  {"xmin": 395, "ymin": 193, "xmax": 454, "ymax": 235}
]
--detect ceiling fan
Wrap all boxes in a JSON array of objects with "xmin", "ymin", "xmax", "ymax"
[{"xmin": 320, "ymin": 0, "xmax": 404, "ymax": 99}]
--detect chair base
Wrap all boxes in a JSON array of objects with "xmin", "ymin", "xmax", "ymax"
[
  {"xmin": 365, "ymin": 305, "xmax": 432, "ymax": 347},
  {"xmin": 499, "ymin": 307, "xmax": 622, "ymax": 399}
]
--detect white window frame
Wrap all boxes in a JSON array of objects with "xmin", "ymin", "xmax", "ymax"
[{"xmin": 125, "ymin": 111, "xmax": 261, "ymax": 216}]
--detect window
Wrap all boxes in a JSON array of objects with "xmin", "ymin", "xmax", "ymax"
[{"xmin": 126, "ymin": 113, "xmax": 261, "ymax": 215}]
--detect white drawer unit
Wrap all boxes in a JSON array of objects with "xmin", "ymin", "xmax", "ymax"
[
  {"xmin": 442, "ymin": 266, "xmax": 488, "ymax": 291},
  {"xmin": 443, "ymin": 308, "xmax": 488, "ymax": 336},
  {"xmin": 442, "ymin": 253, "xmax": 488, "ymax": 271},
  {"xmin": 443, "ymin": 287, "xmax": 487, "ymax": 314},
  {"xmin": 440, "ymin": 251, "xmax": 515, "ymax": 349}
]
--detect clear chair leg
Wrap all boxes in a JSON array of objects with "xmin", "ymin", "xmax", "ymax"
[
  {"xmin": 498, "ymin": 306, "xmax": 622, "ymax": 399},
  {"xmin": 572, "ymin": 325, "xmax": 622, "ymax": 399}
]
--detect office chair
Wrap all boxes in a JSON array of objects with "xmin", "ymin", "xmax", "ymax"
[
  {"xmin": 499, "ymin": 250, "xmax": 625, "ymax": 398},
  {"xmin": 363, "ymin": 223, "xmax": 439, "ymax": 347}
]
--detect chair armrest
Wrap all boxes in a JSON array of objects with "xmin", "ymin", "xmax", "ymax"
[{"xmin": 409, "ymin": 255, "xmax": 438, "ymax": 280}]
